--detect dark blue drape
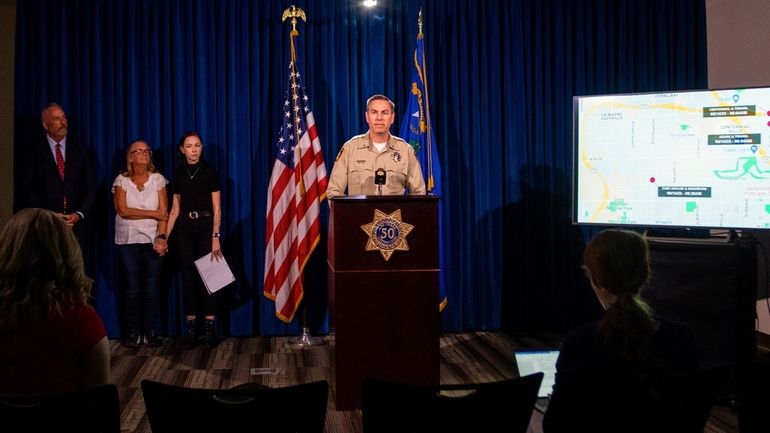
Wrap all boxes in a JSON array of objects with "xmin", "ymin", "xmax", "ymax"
[{"xmin": 13, "ymin": 0, "xmax": 707, "ymax": 337}]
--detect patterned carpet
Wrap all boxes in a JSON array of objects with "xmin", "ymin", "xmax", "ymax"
[{"xmin": 110, "ymin": 331, "xmax": 740, "ymax": 433}]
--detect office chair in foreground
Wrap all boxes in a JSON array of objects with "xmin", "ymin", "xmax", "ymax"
[
  {"xmin": 141, "ymin": 379, "xmax": 328, "ymax": 433},
  {"xmin": 738, "ymin": 360, "xmax": 770, "ymax": 433},
  {"xmin": 362, "ymin": 372, "xmax": 543, "ymax": 433},
  {"xmin": 654, "ymin": 364, "xmax": 730, "ymax": 433},
  {"xmin": 0, "ymin": 384, "xmax": 120, "ymax": 433},
  {"xmin": 543, "ymin": 364, "xmax": 729, "ymax": 433}
]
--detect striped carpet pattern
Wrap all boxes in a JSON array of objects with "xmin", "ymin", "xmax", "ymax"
[{"xmin": 110, "ymin": 331, "xmax": 738, "ymax": 433}]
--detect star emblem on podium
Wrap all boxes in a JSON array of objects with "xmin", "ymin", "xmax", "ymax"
[{"xmin": 360, "ymin": 209, "xmax": 414, "ymax": 261}]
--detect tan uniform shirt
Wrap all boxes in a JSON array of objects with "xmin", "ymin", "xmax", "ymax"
[{"xmin": 326, "ymin": 132, "xmax": 426, "ymax": 198}]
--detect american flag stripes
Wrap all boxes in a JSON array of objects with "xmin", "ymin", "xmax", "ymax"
[{"xmin": 263, "ymin": 49, "xmax": 327, "ymax": 323}]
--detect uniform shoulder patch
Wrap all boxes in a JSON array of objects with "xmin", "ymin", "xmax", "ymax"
[
  {"xmin": 392, "ymin": 136, "xmax": 414, "ymax": 152},
  {"xmin": 335, "ymin": 146, "xmax": 345, "ymax": 161}
]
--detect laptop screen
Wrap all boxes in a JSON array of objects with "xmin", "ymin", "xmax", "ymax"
[{"xmin": 514, "ymin": 350, "xmax": 560, "ymax": 398}]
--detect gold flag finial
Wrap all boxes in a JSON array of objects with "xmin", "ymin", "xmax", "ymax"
[
  {"xmin": 418, "ymin": 8, "xmax": 423, "ymax": 36},
  {"xmin": 282, "ymin": 5, "xmax": 307, "ymax": 34}
]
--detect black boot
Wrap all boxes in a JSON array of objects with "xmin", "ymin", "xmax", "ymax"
[
  {"xmin": 183, "ymin": 318, "xmax": 199, "ymax": 349},
  {"xmin": 203, "ymin": 318, "xmax": 222, "ymax": 348},
  {"xmin": 144, "ymin": 329, "xmax": 162, "ymax": 348},
  {"xmin": 121, "ymin": 330, "xmax": 140, "ymax": 348}
]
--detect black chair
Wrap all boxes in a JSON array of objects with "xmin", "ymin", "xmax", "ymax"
[
  {"xmin": 141, "ymin": 379, "xmax": 328, "ymax": 433},
  {"xmin": 654, "ymin": 364, "xmax": 730, "ymax": 433},
  {"xmin": 543, "ymin": 364, "xmax": 729, "ymax": 433},
  {"xmin": 737, "ymin": 360, "xmax": 770, "ymax": 433},
  {"xmin": 362, "ymin": 373, "xmax": 543, "ymax": 433},
  {"xmin": 0, "ymin": 384, "xmax": 120, "ymax": 433}
]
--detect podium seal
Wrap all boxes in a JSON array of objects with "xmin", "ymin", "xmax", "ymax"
[{"xmin": 361, "ymin": 209, "xmax": 414, "ymax": 261}]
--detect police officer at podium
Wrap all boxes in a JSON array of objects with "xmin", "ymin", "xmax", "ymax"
[{"xmin": 326, "ymin": 95, "xmax": 426, "ymax": 198}]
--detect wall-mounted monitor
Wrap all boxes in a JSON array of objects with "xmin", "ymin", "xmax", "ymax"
[{"xmin": 573, "ymin": 87, "xmax": 770, "ymax": 230}]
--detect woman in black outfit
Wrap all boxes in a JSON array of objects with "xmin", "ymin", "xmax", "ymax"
[
  {"xmin": 542, "ymin": 229, "xmax": 699, "ymax": 433},
  {"xmin": 161, "ymin": 132, "xmax": 223, "ymax": 347}
]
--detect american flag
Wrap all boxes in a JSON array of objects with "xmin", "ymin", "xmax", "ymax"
[{"xmin": 263, "ymin": 57, "xmax": 327, "ymax": 323}]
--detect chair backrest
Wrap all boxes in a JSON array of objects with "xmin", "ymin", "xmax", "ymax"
[
  {"xmin": 141, "ymin": 380, "xmax": 328, "ymax": 433},
  {"xmin": 362, "ymin": 372, "xmax": 544, "ymax": 433},
  {"xmin": 544, "ymin": 364, "xmax": 729, "ymax": 433},
  {"xmin": 653, "ymin": 364, "xmax": 730, "ymax": 433},
  {"xmin": 0, "ymin": 384, "xmax": 120, "ymax": 433},
  {"xmin": 737, "ymin": 360, "xmax": 770, "ymax": 433}
]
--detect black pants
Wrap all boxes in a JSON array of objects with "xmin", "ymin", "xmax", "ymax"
[{"xmin": 175, "ymin": 216, "xmax": 217, "ymax": 318}]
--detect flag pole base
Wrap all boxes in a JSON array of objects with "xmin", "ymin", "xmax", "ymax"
[{"xmin": 286, "ymin": 327, "xmax": 325, "ymax": 349}]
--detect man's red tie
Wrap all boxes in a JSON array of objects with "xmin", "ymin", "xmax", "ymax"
[{"xmin": 55, "ymin": 143, "xmax": 67, "ymax": 210}]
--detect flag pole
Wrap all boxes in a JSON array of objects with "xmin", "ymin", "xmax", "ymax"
[
  {"xmin": 281, "ymin": 5, "xmax": 324, "ymax": 349},
  {"xmin": 286, "ymin": 275, "xmax": 324, "ymax": 348},
  {"xmin": 285, "ymin": 5, "xmax": 306, "ymax": 195},
  {"xmin": 418, "ymin": 8, "xmax": 435, "ymax": 193}
]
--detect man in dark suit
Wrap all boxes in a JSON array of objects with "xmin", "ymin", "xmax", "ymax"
[{"xmin": 19, "ymin": 102, "xmax": 97, "ymax": 249}]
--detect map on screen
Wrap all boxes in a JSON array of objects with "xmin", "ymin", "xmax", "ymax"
[{"xmin": 573, "ymin": 87, "xmax": 770, "ymax": 229}]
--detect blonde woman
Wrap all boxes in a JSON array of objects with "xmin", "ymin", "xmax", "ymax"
[
  {"xmin": 113, "ymin": 139, "xmax": 168, "ymax": 347},
  {"xmin": 0, "ymin": 208, "xmax": 110, "ymax": 393}
]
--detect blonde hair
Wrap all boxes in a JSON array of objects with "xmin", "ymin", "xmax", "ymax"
[
  {"xmin": 583, "ymin": 230, "xmax": 651, "ymax": 297},
  {"xmin": 583, "ymin": 229, "xmax": 659, "ymax": 367},
  {"xmin": 0, "ymin": 208, "xmax": 93, "ymax": 326},
  {"xmin": 122, "ymin": 139, "xmax": 157, "ymax": 177}
]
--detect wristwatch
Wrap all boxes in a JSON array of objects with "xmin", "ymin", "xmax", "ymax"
[{"xmin": 212, "ymin": 232, "xmax": 221, "ymax": 238}]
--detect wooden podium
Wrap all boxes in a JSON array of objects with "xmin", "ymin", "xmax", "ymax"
[{"xmin": 328, "ymin": 195, "xmax": 440, "ymax": 410}]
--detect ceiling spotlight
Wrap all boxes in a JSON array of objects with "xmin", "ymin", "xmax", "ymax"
[{"xmin": 363, "ymin": 0, "xmax": 377, "ymax": 7}]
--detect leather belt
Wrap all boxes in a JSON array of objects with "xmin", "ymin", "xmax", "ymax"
[{"xmin": 186, "ymin": 211, "xmax": 212, "ymax": 219}]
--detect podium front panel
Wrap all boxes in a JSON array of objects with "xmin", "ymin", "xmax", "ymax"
[
  {"xmin": 331, "ymin": 269, "xmax": 440, "ymax": 410},
  {"xmin": 327, "ymin": 195, "xmax": 441, "ymax": 410},
  {"xmin": 328, "ymin": 195, "xmax": 439, "ymax": 272}
]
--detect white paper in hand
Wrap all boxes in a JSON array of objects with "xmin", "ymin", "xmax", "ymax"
[{"xmin": 194, "ymin": 253, "xmax": 235, "ymax": 294}]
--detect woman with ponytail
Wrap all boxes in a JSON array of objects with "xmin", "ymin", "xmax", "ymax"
[{"xmin": 543, "ymin": 230, "xmax": 699, "ymax": 433}]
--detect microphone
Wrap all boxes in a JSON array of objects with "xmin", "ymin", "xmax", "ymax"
[{"xmin": 375, "ymin": 168, "xmax": 386, "ymax": 196}]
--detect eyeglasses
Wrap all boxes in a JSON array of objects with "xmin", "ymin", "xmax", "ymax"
[{"xmin": 131, "ymin": 148, "xmax": 152, "ymax": 155}]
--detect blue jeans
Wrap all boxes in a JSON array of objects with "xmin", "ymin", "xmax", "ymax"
[{"xmin": 117, "ymin": 243, "xmax": 163, "ymax": 335}]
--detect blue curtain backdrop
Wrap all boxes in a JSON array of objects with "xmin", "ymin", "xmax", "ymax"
[{"xmin": 13, "ymin": 0, "xmax": 707, "ymax": 337}]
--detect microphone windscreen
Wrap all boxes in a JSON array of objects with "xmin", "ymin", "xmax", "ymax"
[{"xmin": 375, "ymin": 168, "xmax": 386, "ymax": 185}]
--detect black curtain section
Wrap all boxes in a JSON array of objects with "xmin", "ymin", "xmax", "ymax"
[
  {"xmin": 12, "ymin": 0, "xmax": 708, "ymax": 337},
  {"xmin": 644, "ymin": 238, "xmax": 758, "ymax": 369}
]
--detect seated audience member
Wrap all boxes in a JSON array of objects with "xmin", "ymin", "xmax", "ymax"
[
  {"xmin": 542, "ymin": 229, "xmax": 699, "ymax": 433},
  {"xmin": 0, "ymin": 208, "xmax": 110, "ymax": 393}
]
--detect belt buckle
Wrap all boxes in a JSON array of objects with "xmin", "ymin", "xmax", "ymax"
[{"xmin": 188, "ymin": 211, "xmax": 199, "ymax": 219}]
